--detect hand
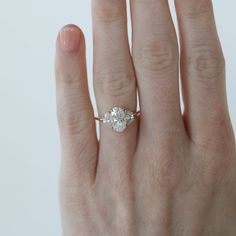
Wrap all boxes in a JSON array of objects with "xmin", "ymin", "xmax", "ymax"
[{"xmin": 55, "ymin": 0, "xmax": 236, "ymax": 235}]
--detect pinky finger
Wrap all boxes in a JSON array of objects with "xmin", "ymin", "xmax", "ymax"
[{"xmin": 55, "ymin": 25, "xmax": 98, "ymax": 188}]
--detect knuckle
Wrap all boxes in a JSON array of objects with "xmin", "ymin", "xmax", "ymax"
[
  {"xmin": 183, "ymin": 0, "xmax": 212, "ymax": 19},
  {"xmin": 60, "ymin": 186, "xmax": 92, "ymax": 217},
  {"xmin": 148, "ymin": 84, "xmax": 179, "ymax": 111},
  {"xmin": 149, "ymin": 149, "xmax": 181, "ymax": 189},
  {"xmin": 93, "ymin": 0, "xmax": 124, "ymax": 23},
  {"xmin": 136, "ymin": 36, "xmax": 178, "ymax": 77},
  {"xmin": 95, "ymin": 67, "xmax": 136, "ymax": 98},
  {"xmin": 56, "ymin": 68, "xmax": 83, "ymax": 86},
  {"xmin": 198, "ymin": 132, "xmax": 235, "ymax": 157},
  {"xmin": 193, "ymin": 138, "xmax": 235, "ymax": 189},
  {"xmin": 58, "ymin": 105, "xmax": 94, "ymax": 137},
  {"xmin": 186, "ymin": 46, "xmax": 225, "ymax": 85},
  {"xmin": 194, "ymin": 112, "xmax": 235, "ymax": 154},
  {"xmin": 211, "ymin": 110, "xmax": 234, "ymax": 141},
  {"xmin": 197, "ymin": 152, "xmax": 232, "ymax": 187}
]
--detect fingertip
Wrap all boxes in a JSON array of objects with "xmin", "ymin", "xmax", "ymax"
[{"xmin": 57, "ymin": 24, "xmax": 84, "ymax": 53}]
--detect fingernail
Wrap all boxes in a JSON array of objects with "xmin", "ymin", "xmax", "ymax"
[{"xmin": 59, "ymin": 25, "xmax": 81, "ymax": 52}]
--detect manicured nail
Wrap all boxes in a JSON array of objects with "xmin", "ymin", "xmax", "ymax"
[{"xmin": 59, "ymin": 25, "xmax": 81, "ymax": 52}]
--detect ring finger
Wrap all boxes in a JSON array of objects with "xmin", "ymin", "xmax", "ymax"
[{"xmin": 92, "ymin": 0, "xmax": 137, "ymax": 181}]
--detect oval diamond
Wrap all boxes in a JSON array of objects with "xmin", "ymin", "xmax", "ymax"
[
  {"xmin": 110, "ymin": 107, "xmax": 127, "ymax": 132},
  {"xmin": 101, "ymin": 107, "xmax": 137, "ymax": 133}
]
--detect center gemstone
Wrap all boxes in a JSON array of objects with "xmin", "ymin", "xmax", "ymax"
[{"xmin": 103, "ymin": 107, "xmax": 135, "ymax": 133}]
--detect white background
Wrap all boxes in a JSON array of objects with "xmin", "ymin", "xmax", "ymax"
[{"xmin": 0, "ymin": 1, "xmax": 235, "ymax": 235}]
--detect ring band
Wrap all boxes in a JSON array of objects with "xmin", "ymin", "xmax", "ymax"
[{"xmin": 95, "ymin": 107, "xmax": 140, "ymax": 133}]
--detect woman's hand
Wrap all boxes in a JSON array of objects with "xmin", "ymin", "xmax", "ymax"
[{"xmin": 55, "ymin": 0, "xmax": 236, "ymax": 235}]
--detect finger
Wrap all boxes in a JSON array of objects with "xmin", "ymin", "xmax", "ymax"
[
  {"xmin": 55, "ymin": 25, "xmax": 98, "ymax": 188},
  {"xmin": 130, "ymin": 0, "xmax": 185, "ymax": 137},
  {"xmin": 130, "ymin": 1, "xmax": 187, "ymax": 230},
  {"xmin": 174, "ymin": 0, "xmax": 234, "ymax": 148},
  {"xmin": 92, "ymin": 1, "xmax": 137, "ymax": 178}
]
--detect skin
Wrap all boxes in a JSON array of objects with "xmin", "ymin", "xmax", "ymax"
[{"xmin": 55, "ymin": 0, "xmax": 236, "ymax": 235}]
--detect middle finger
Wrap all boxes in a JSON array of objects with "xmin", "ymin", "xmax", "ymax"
[{"xmin": 131, "ymin": 0, "xmax": 185, "ymax": 137}]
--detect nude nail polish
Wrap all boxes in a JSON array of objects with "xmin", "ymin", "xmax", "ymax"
[{"xmin": 59, "ymin": 25, "xmax": 81, "ymax": 52}]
